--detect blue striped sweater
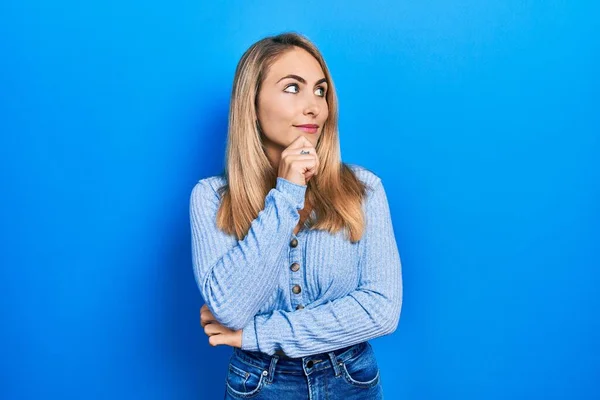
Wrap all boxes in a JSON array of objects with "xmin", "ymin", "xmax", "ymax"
[{"xmin": 189, "ymin": 164, "xmax": 402, "ymax": 358}]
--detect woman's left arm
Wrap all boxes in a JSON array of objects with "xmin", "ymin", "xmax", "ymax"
[{"xmin": 240, "ymin": 179, "xmax": 403, "ymax": 358}]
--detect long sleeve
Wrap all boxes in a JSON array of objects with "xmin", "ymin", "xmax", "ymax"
[
  {"xmin": 241, "ymin": 178, "xmax": 403, "ymax": 358},
  {"xmin": 190, "ymin": 177, "xmax": 306, "ymax": 330}
]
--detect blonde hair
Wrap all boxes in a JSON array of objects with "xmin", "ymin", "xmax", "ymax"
[{"xmin": 216, "ymin": 32, "xmax": 368, "ymax": 242}]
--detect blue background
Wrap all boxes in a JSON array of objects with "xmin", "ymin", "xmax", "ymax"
[{"xmin": 1, "ymin": 1, "xmax": 598, "ymax": 399}]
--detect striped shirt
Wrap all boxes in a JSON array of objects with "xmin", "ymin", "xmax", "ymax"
[{"xmin": 189, "ymin": 164, "xmax": 402, "ymax": 358}]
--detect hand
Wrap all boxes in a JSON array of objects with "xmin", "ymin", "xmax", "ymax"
[
  {"xmin": 200, "ymin": 304, "xmax": 243, "ymax": 348},
  {"xmin": 278, "ymin": 135, "xmax": 320, "ymax": 186}
]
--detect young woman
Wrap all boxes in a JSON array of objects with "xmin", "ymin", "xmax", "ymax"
[{"xmin": 190, "ymin": 32, "xmax": 402, "ymax": 399}]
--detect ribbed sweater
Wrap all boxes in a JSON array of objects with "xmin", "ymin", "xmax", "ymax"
[{"xmin": 189, "ymin": 164, "xmax": 403, "ymax": 358}]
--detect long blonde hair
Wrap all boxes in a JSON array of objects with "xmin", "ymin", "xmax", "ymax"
[{"xmin": 216, "ymin": 32, "xmax": 368, "ymax": 242}]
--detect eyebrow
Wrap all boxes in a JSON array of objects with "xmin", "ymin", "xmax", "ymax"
[{"xmin": 276, "ymin": 74, "xmax": 328, "ymax": 86}]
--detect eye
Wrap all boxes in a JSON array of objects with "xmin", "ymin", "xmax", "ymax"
[
  {"xmin": 315, "ymin": 86, "xmax": 326, "ymax": 97},
  {"xmin": 284, "ymin": 84, "xmax": 299, "ymax": 93}
]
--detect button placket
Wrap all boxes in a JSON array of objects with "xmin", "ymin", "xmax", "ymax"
[{"xmin": 288, "ymin": 234, "xmax": 304, "ymax": 310}]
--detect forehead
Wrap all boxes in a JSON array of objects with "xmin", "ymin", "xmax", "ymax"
[{"xmin": 266, "ymin": 47, "xmax": 325, "ymax": 82}]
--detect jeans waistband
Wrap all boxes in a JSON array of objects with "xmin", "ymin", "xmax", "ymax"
[
  {"xmin": 274, "ymin": 343, "xmax": 355, "ymax": 359},
  {"xmin": 232, "ymin": 341, "xmax": 368, "ymax": 375}
]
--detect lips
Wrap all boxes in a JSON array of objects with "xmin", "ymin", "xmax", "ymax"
[{"xmin": 294, "ymin": 124, "xmax": 319, "ymax": 134}]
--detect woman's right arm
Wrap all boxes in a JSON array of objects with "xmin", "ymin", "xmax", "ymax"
[{"xmin": 189, "ymin": 177, "xmax": 306, "ymax": 331}]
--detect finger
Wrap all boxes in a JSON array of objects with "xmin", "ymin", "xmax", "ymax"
[
  {"xmin": 285, "ymin": 148, "xmax": 318, "ymax": 162},
  {"xmin": 200, "ymin": 310, "xmax": 217, "ymax": 327},
  {"xmin": 201, "ymin": 317, "xmax": 217, "ymax": 328},
  {"xmin": 283, "ymin": 154, "xmax": 314, "ymax": 163},
  {"xmin": 283, "ymin": 157, "xmax": 317, "ymax": 177},
  {"xmin": 208, "ymin": 331, "xmax": 237, "ymax": 347},
  {"xmin": 200, "ymin": 304, "xmax": 211, "ymax": 320},
  {"xmin": 204, "ymin": 323, "xmax": 223, "ymax": 336},
  {"xmin": 283, "ymin": 158, "xmax": 318, "ymax": 180},
  {"xmin": 200, "ymin": 306, "xmax": 214, "ymax": 318},
  {"xmin": 201, "ymin": 319, "xmax": 217, "ymax": 328},
  {"xmin": 208, "ymin": 335, "xmax": 222, "ymax": 347},
  {"xmin": 293, "ymin": 158, "xmax": 318, "ymax": 173},
  {"xmin": 287, "ymin": 135, "xmax": 313, "ymax": 150},
  {"xmin": 305, "ymin": 154, "xmax": 320, "ymax": 177},
  {"xmin": 282, "ymin": 146, "xmax": 316, "ymax": 160}
]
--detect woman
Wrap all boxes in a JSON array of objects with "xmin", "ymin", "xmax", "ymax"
[{"xmin": 189, "ymin": 32, "xmax": 402, "ymax": 399}]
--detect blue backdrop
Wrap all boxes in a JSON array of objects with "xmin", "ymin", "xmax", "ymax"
[{"xmin": 1, "ymin": 1, "xmax": 598, "ymax": 399}]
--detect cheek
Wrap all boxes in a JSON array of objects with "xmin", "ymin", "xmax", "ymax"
[
  {"xmin": 261, "ymin": 96, "xmax": 296, "ymax": 126},
  {"xmin": 320, "ymin": 104, "xmax": 329, "ymax": 123},
  {"xmin": 258, "ymin": 102, "xmax": 296, "ymax": 139}
]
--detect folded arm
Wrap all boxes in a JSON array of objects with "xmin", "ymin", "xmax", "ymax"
[
  {"xmin": 190, "ymin": 177, "xmax": 306, "ymax": 330},
  {"xmin": 241, "ymin": 179, "xmax": 403, "ymax": 358}
]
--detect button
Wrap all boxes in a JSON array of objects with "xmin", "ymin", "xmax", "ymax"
[
  {"xmin": 290, "ymin": 238, "xmax": 298, "ymax": 248},
  {"xmin": 290, "ymin": 262, "xmax": 300, "ymax": 272},
  {"xmin": 262, "ymin": 370, "xmax": 268, "ymax": 376},
  {"xmin": 296, "ymin": 304, "xmax": 305, "ymax": 310},
  {"xmin": 306, "ymin": 360, "xmax": 314, "ymax": 368},
  {"xmin": 292, "ymin": 285, "xmax": 301, "ymax": 294}
]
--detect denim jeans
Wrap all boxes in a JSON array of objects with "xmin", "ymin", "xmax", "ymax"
[{"xmin": 224, "ymin": 341, "xmax": 383, "ymax": 399}]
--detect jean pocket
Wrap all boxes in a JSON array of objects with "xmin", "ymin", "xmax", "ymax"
[
  {"xmin": 339, "ymin": 343, "xmax": 381, "ymax": 388},
  {"xmin": 225, "ymin": 357, "xmax": 267, "ymax": 398}
]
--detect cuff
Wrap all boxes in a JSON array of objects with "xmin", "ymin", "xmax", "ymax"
[
  {"xmin": 275, "ymin": 177, "xmax": 307, "ymax": 210},
  {"xmin": 241, "ymin": 316, "xmax": 260, "ymax": 352}
]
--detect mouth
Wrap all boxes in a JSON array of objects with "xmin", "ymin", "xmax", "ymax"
[{"xmin": 294, "ymin": 124, "xmax": 319, "ymax": 134}]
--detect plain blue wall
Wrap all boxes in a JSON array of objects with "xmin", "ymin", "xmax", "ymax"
[{"xmin": 1, "ymin": 1, "xmax": 598, "ymax": 399}]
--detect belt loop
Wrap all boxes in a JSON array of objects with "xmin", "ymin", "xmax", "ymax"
[
  {"xmin": 327, "ymin": 351, "xmax": 342, "ymax": 377},
  {"xmin": 266, "ymin": 354, "xmax": 279, "ymax": 383}
]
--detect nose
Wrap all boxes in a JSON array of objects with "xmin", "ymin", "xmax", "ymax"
[{"xmin": 303, "ymin": 94, "xmax": 320, "ymax": 117}]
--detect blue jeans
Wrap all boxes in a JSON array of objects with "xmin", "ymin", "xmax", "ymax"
[{"xmin": 224, "ymin": 341, "xmax": 383, "ymax": 399}]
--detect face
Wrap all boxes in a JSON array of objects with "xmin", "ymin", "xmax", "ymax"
[{"xmin": 256, "ymin": 47, "xmax": 329, "ymax": 156}]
